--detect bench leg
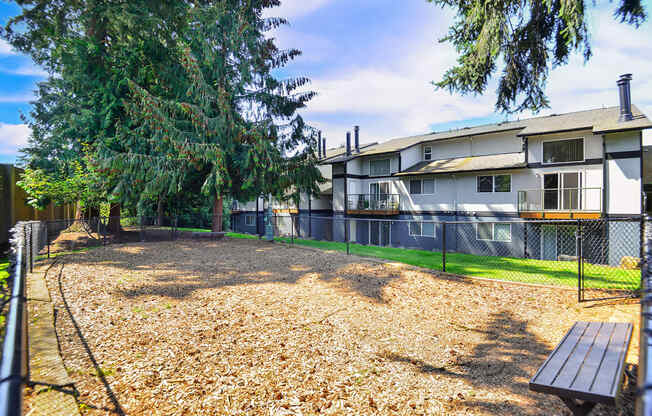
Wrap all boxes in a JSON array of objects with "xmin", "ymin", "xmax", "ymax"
[{"xmin": 558, "ymin": 397, "xmax": 597, "ymax": 416}]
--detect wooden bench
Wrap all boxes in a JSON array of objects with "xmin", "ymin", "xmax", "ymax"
[{"xmin": 529, "ymin": 321, "xmax": 633, "ymax": 416}]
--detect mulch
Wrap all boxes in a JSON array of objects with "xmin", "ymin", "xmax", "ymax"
[{"xmin": 27, "ymin": 237, "xmax": 639, "ymax": 415}]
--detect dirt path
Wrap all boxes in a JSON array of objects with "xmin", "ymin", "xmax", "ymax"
[{"xmin": 31, "ymin": 238, "xmax": 639, "ymax": 415}]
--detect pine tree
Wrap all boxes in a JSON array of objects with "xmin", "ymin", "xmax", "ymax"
[
  {"xmin": 430, "ymin": 0, "xmax": 647, "ymax": 113},
  {"xmin": 100, "ymin": 1, "xmax": 323, "ymax": 231}
]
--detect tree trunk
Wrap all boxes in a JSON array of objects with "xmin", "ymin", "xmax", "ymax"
[
  {"xmin": 157, "ymin": 197, "xmax": 164, "ymax": 226},
  {"xmin": 107, "ymin": 203, "xmax": 121, "ymax": 235},
  {"xmin": 75, "ymin": 201, "xmax": 83, "ymax": 220},
  {"xmin": 212, "ymin": 196, "xmax": 223, "ymax": 232}
]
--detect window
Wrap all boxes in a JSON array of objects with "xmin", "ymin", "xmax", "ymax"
[
  {"xmin": 409, "ymin": 178, "xmax": 434, "ymax": 195},
  {"xmin": 423, "ymin": 179, "xmax": 435, "ymax": 194},
  {"xmin": 245, "ymin": 215, "xmax": 255, "ymax": 226},
  {"xmin": 477, "ymin": 176, "xmax": 493, "ymax": 193},
  {"xmin": 543, "ymin": 138, "xmax": 584, "ymax": 164},
  {"xmin": 494, "ymin": 175, "xmax": 511, "ymax": 192},
  {"xmin": 409, "ymin": 221, "xmax": 435, "ymax": 237},
  {"xmin": 424, "ymin": 146, "xmax": 432, "ymax": 161},
  {"xmin": 370, "ymin": 159, "xmax": 390, "ymax": 176},
  {"xmin": 477, "ymin": 175, "xmax": 511, "ymax": 193},
  {"xmin": 410, "ymin": 180, "xmax": 421, "ymax": 195},
  {"xmin": 476, "ymin": 223, "xmax": 511, "ymax": 242}
]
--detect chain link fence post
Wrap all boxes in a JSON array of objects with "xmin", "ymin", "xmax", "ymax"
[
  {"xmin": 346, "ymin": 218, "xmax": 350, "ymax": 255},
  {"xmin": 575, "ymin": 219, "xmax": 584, "ymax": 302},
  {"xmin": 46, "ymin": 221, "xmax": 50, "ymax": 259},
  {"xmin": 442, "ymin": 221, "xmax": 447, "ymax": 272}
]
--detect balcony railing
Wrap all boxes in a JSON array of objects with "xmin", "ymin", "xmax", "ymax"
[
  {"xmin": 518, "ymin": 187, "xmax": 602, "ymax": 212},
  {"xmin": 347, "ymin": 194, "xmax": 400, "ymax": 214}
]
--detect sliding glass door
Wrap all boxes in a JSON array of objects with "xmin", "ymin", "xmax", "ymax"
[{"xmin": 543, "ymin": 172, "xmax": 582, "ymax": 211}]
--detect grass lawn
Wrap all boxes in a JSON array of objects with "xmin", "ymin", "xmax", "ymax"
[
  {"xmin": 227, "ymin": 232, "xmax": 639, "ymax": 290},
  {"xmin": 0, "ymin": 258, "xmax": 8, "ymax": 281}
]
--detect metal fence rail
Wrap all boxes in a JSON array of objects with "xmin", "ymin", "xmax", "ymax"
[
  {"xmin": 0, "ymin": 222, "xmax": 38, "ymax": 416},
  {"xmin": 638, "ymin": 216, "xmax": 652, "ymax": 416}
]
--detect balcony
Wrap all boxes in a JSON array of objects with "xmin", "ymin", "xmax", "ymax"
[
  {"xmin": 347, "ymin": 194, "xmax": 400, "ymax": 215},
  {"xmin": 517, "ymin": 187, "xmax": 602, "ymax": 219}
]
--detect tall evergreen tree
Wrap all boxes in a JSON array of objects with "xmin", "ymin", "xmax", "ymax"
[
  {"xmin": 4, "ymin": 1, "xmax": 321, "ymax": 231},
  {"xmin": 429, "ymin": 0, "xmax": 647, "ymax": 113},
  {"xmin": 100, "ymin": 1, "xmax": 322, "ymax": 231}
]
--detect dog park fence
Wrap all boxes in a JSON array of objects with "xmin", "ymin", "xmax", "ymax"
[
  {"xmin": 234, "ymin": 215, "xmax": 643, "ymax": 300},
  {"xmin": 0, "ymin": 221, "xmax": 44, "ymax": 416},
  {"xmin": 0, "ymin": 215, "xmax": 647, "ymax": 415}
]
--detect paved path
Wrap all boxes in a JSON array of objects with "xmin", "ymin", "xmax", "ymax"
[{"xmin": 26, "ymin": 265, "xmax": 80, "ymax": 416}]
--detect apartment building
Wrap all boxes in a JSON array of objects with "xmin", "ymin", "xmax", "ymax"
[{"xmin": 232, "ymin": 74, "xmax": 651, "ymax": 265}]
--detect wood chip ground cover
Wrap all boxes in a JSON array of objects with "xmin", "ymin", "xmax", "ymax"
[{"xmin": 32, "ymin": 238, "xmax": 638, "ymax": 415}]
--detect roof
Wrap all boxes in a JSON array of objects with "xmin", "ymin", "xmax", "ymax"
[
  {"xmin": 518, "ymin": 105, "xmax": 652, "ymax": 136},
  {"xmin": 319, "ymin": 142, "xmax": 377, "ymax": 163},
  {"xmin": 323, "ymin": 105, "xmax": 651, "ymax": 164},
  {"xmin": 395, "ymin": 152, "xmax": 526, "ymax": 176}
]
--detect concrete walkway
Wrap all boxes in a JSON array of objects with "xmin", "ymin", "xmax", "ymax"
[{"xmin": 26, "ymin": 266, "xmax": 80, "ymax": 416}]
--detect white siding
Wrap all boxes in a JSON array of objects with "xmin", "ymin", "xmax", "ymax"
[
  {"xmin": 332, "ymin": 177, "xmax": 345, "ymax": 212},
  {"xmin": 311, "ymin": 195, "xmax": 332, "ymax": 210},
  {"xmin": 605, "ymin": 131, "xmax": 641, "ymax": 152},
  {"xmin": 606, "ymin": 158, "xmax": 641, "ymax": 215},
  {"xmin": 470, "ymin": 131, "xmax": 522, "ymax": 156},
  {"xmin": 429, "ymin": 138, "xmax": 470, "ymax": 160},
  {"xmin": 400, "ymin": 145, "xmax": 421, "ymax": 170},
  {"xmin": 347, "ymin": 158, "xmax": 363, "ymax": 175}
]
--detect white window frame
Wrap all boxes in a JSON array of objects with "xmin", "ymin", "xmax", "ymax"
[
  {"xmin": 369, "ymin": 181, "xmax": 391, "ymax": 195},
  {"xmin": 540, "ymin": 171, "xmax": 584, "ymax": 211},
  {"xmin": 476, "ymin": 223, "xmax": 512, "ymax": 242},
  {"xmin": 409, "ymin": 221, "xmax": 422, "ymax": 236},
  {"xmin": 368, "ymin": 220, "xmax": 391, "ymax": 246},
  {"xmin": 476, "ymin": 174, "xmax": 512, "ymax": 193},
  {"xmin": 409, "ymin": 221, "xmax": 436, "ymax": 237},
  {"xmin": 409, "ymin": 178, "xmax": 435, "ymax": 195},
  {"xmin": 424, "ymin": 146, "xmax": 432, "ymax": 161},
  {"xmin": 244, "ymin": 214, "xmax": 255, "ymax": 226},
  {"xmin": 541, "ymin": 137, "xmax": 585, "ymax": 165},
  {"xmin": 369, "ymin": 158, "xmax": 391, "ymax": 177}
]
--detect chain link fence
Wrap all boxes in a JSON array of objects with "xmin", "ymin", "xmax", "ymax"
[
  {"xmin": 230, "ymin": 215, "xmax": 642, "ymax": 298},
  {"xmin": 0, "ymin": 221, "xmax": 45, "ymax": 416}
]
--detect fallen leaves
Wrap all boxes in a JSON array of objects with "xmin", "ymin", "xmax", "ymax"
[{"xmin": 30, "ymin": 237, "xmax": 638, "ymax": 416}]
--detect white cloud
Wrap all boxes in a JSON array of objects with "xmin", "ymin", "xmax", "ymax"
[
  {"xmin": 297, "ymin": 5, "xmax": 652, "ymax": 148},
  {"xmin": 0, "ymin": 123, "xmax": 31, "ymax": 156},
  {"xmin": 263, "ymin": 0, "xmax": 332, "ymax": 19},
  {"xmin": 0, "ymin": 91, "xmax": 35, "ymax": 103},
  {"xmin": 0, "ymin": 39, "xmax": 18, "ymax": 56},
  {"xmin": 7, "ymin": 64, "xmax": 48, "ymax": 77}
]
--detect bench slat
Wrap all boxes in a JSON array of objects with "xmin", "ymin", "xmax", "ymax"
[
  {"xmin": 531, "ymin": 322, "xmax": 589, "ymax": 386},
  {"xmin": 552, "ymin": 322, "xmax": 603, "ymax": 389},
  {"xmin": 570, "ymin": 322, "xmax": 616, "ymax": 392},
  {"xmin": 590, "ymin": 323, "xmax": 632, "ymax": 398},
  {"xmin": 530, "ymin": 321, "xmax": 633, "ymax": 405}
]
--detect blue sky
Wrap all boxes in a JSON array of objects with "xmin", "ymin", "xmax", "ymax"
[{"xmin": 1, "ymin": 0, "xmax": 651, "ymax": 163}]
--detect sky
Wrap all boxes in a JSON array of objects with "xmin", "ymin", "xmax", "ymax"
[{"xmin": 0, "ymin": 0, "xmax": 651, "ymax": 163}]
